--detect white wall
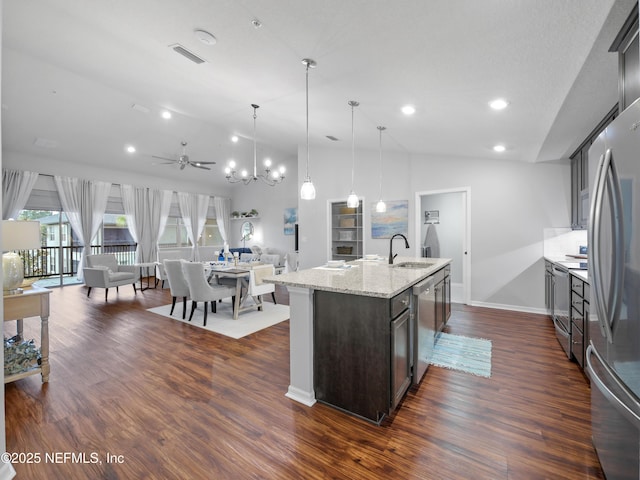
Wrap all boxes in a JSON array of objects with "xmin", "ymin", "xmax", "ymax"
[
  {"xmin": 409, "ymin": 153, "xmax": 571, "ymax": 312},
  {"xmin": 227, "ymin": 167, "xmax": 298, "ymax": 252},
  {"xmin": 298, "ymin": 144, "xmax": 571, "ymax": 312},
  {"xmin": 298, "ymin": 145, "xmax": 413, "ymax": 269}
]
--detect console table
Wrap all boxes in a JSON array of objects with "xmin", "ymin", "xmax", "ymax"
[{"xmin": 3, "ymin": 285, "xmax": 51, "ymax": 383}]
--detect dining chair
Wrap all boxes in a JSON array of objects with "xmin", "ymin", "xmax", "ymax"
[
  {"xmin": 181, "ymin": 261, "xmax": 236, "ymax": 326},
  {"xmin": 163, "ymin": 259, "xmax": 191, "ymax": 319},
  {"xmin": 247, "ymin": 264, "xmax": 276, "ymax": 310}
]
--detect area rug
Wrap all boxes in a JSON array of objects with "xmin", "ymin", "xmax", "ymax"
[
  {"xmin": 430, "ymin": 332, "xmax": 492, "ymax": 378},
  {"xmin": 147, "ymin": 300, "xmax": 289, "ymax": 339}
]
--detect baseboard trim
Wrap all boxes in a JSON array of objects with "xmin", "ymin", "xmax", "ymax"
[
  {"xmin": 468, "ymin": 301, "xmax": 548, "ymax": 316},
  {"xmin": 285, "ymin": 386, "xmax": 316, "ymax": 407}
]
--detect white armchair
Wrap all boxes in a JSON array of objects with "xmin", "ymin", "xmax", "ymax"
[{"xmin": 83, "ymin": 254, "xmax": 139, "ymax": 301}]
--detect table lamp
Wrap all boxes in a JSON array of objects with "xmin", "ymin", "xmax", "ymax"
[{"xmin": 2, "ymin": 220, "xmax": 41, "ymax": 294}]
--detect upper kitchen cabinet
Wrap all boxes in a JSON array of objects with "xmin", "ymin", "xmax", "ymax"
[
  {"xmin": 610, "ymin": 3, "xmax": 640, "ymax": 111},
  {"xmin": 570, "ymin": 105, "xmax": 618, "ymax": 229},
  {"xmin": 570, "ymin": 4, "xmax": 638, "ymax": 230}
]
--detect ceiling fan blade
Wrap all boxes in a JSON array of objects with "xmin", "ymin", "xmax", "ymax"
[
  {"xmin": 152, "ymin": 155, "xmax": 178, "ymax": 162},
  {"xmin": 193, "ymin": 161, "xmax": 216, "ymax": 165},
  {"xmin": 192, "ymin": 164, "xmax": 212, "ymax": 170}
]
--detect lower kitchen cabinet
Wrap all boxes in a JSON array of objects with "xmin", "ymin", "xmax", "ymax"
[
  {"xmin": 313, "ymin": 287, "xmax": 411, "ymax": 424},
  {"xmin": 435, "ymin": 265, "xmax": 451, "ymax": 333},
  {"xmin": 545, "ymin": 260, "xmax": 554, "ymax": 316},
  {"xmin": 570, "ymin": 273, "xmax": 589, "ymax": 373}
]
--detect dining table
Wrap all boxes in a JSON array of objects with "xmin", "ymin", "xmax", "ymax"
[{"xmin": 205, "ymin": 262, "xmax": 261, "ymax": 320}]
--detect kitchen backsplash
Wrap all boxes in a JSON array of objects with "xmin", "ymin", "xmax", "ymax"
[{"xmin": 543, "ymin": 227, "xmax": 588, "ymax": 258}]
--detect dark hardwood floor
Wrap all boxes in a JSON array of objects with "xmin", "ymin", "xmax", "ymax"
[{"xmin": 4, "ymin": 281, "xmax": 604, "ymax": 479}]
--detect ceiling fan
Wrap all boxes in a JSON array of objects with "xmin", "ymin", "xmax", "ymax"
[{"xmin": 152, "ymin": 141, "xmax": 216, "ymax": 170}]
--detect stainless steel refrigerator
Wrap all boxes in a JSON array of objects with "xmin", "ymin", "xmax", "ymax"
[{"xmin": 587, "ymin": 97, "xmax": 640, "ymax": 479}]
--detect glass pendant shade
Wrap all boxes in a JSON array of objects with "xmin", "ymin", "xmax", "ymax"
[
  {"xmin": 347, "ymin": 191, "xmax": 359, "ymax": 208},
  {"xmin": 347, "ymin": 100, "xmax": 359, "ymax": 207},
  {"xmin": 375, "ymin": 126, "xmax": 387, "ymax": 214},
  {"xmin": 301, "ymin": 178, "xmax": 316, "ymax": 200},
  {"xmin": 301, "ymin": 58, "xmax": 317, "ymax": 200}
]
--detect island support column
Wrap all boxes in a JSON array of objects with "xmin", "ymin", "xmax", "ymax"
[{"xmin": 284, "ymin": 286, "xmax": 316, "ymax": 406}]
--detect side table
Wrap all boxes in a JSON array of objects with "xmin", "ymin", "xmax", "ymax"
[
  {"xmin": 3, "ymin": 285, "xmax": 51, "ymax": 383},
  {"xmin": 135, "ymin": 262, "xmax": 158, "ymax": 292}
]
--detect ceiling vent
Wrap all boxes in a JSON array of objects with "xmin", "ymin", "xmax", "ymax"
[{"xmin": 169, "ymin": 44, "xmax": 205, "ymax": 64}]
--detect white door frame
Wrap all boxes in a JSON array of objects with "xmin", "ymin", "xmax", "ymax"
[{"xmin": 414, "ymin": 187, "xmax": 471, "ymax": 305}]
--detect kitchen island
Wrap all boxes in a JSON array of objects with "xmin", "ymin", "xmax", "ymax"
[{"xmin": 267, "ymin": 256, "xmax": 451, "ymax": 424}]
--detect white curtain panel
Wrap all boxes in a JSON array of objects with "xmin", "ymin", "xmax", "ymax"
[
  {"xmin": 151, "ymin": 189, "xmax": 173, "ymax": 262},
  {"xmin": 54, "ymin": 176, "xmax": 112, "ymax": 280},
  {"xmin": 120, "ymin": 185, "xmax": 142, "ymax": 261},
  {"xmin": 121, "ymin": 185, "xmax": 173, "ymax": 263},
  {"xmin": 177, "ymin": 192, "xmax": 210, "ymax": 261},
  {"xmin": 214, "ymin": 196, "xmax": 231, "ymax": 246},
  {"xmin": 2, "ymin": 169, "xmax": 39, "ymax": 219}
]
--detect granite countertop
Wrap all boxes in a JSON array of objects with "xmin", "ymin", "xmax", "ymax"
[
  {"xmin": 266, "ymin": 256, "xmax": 452, "ymax": 299},
  {"xmin": 545, "ymin": 256, "xmax": 589, "ymax": 283}
]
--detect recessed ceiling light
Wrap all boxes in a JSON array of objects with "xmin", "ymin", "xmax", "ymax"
[
  {"xmin": 161, "ymin": 110, "xmax": 172, "ymax": 119},
  {"xmin": 493, "ymin": 144, "xmax": 506, "ymax": 152},
  {"xmin": 489, "ymin": 98, "xmax": 509, "ymax": 110},
  {"xmin": 401, "ymin": 105, "xmax": 416, "ymax": 115},
  {"xmin": 231, "ymin": 135, "xmax": 239, "ymax": 143},
  {"xmin": 126, "ymin": 145, "xmax": 136, "ymax": 153},
  {"xmin": 194, "ymin": 29, "xmax": 217, "ymax": 46}
]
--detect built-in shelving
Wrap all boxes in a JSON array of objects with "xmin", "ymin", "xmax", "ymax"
[{"xmin": 329, "ymin": 200, "xmax": 363, "ymax": 260}]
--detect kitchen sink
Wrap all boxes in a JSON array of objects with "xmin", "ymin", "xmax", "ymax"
[{"xmin": 391, "ymin": 261, "xmax": 436, "ymax": 269}]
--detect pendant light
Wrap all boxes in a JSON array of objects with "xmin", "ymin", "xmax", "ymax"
[
  {"xmin": 375, "ymin": 126, "xmax": 387, "ymax": 213},
  {"xmin": 300, "ymin": 58, "xmax": 317, "ymax": 200},
  {"xmin": 346, "ymin": 100, "xmax": 359, "ymax": 208}
]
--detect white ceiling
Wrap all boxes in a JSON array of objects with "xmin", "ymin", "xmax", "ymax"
[{"xmin": 1, "ymin": 0, "xmax": 637, "ymax": 191}]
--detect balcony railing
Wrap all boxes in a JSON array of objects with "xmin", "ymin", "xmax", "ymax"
[{"xmin": 18, "ymin": 244, "xmax": 137, "ymax": 280}]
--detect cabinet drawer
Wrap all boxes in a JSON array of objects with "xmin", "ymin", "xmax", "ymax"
[
  {"xmin": 571, "ymin": 323, "xmax": 584, "ymax": 368},
  {"xmin": 391, "ymin": 289, "xmax": 411, "ymax": 319},
  {"xmin": 571, "ymin": 291, "xmax": 584, "ymax": 316},
  {"xmin": 571, "ymin": 278, "xmax": 584, "ymax": 297},
  {"xmin": 571, "ymin": 311, "xmax": 584, "ymax": 334}
]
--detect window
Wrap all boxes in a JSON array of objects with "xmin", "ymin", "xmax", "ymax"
[{"xmin": 158, "ymin": 217, "xmax": 223, "ymax": 247}]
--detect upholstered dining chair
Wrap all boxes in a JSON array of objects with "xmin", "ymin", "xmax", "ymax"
[
  {"xmin": 247, "ymin": 264, "xmax": 276, "ymax": 310},
  {"xmin": 181, "ymin": 261, "xmax": 236, "ymax": 326},
  {"xmin": 163, "ymin": 259, "xmax": 191, "ymax": 319}
]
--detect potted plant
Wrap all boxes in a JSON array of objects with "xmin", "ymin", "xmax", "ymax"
[{"xmin": 231, "ymin": 211, "xmax": 240, "ymax": 219}]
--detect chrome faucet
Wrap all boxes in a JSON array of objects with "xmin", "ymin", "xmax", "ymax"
[{"xmin": 389, "ymin": 233, "xmax": 410, "ymax": 264}]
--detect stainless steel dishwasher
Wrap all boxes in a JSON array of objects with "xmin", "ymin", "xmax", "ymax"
[{"xmin": 412, "ymin": 275, "xmax": 436, "ymax": 386}]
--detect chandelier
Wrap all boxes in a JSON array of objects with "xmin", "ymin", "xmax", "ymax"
[{"xmin": 225, "ymin": 104, "xmax": 285, "ymax": 186}]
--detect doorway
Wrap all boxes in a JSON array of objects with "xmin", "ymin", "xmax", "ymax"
[{"xmin": 415, "ymin": 188, "xmax": 470, "ymax": 304}]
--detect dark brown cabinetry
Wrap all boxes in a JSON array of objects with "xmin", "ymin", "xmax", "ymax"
[
  {"xmin": 570, "ymin": 274, "xmax": 589, "ymax": 372},
  {"xmin": 570, "ymin": 106, "xmax": 617, "ymax": 229},
  {"xmin": 545, "ymin": 260, "xmax": 554, "ymax": 316},
  {"xmin": 434, "ymin": 265, "xmax": 451, "ymax": 333},
  {"xmin": 313, "ymin": 287, "xmax": 412, "ymax": 424}
]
